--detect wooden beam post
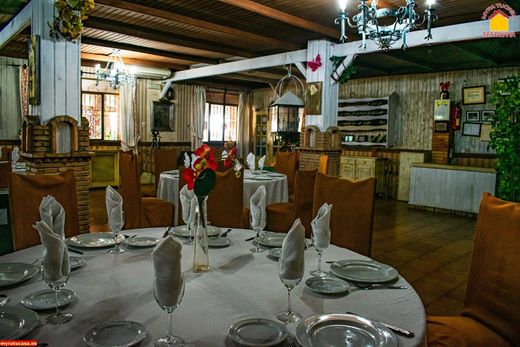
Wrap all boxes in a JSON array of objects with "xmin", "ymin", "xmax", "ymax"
[{"xmin": 0, "ymin": 2, "xmax": 32, "ymax": 49}]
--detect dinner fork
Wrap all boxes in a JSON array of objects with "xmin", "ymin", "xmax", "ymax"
[{"xmin": 353, "ymin": 283, "xmax": 408, "ymax": 290}]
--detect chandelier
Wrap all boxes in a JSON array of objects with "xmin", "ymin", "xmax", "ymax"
[
  {"xmin": 95, "ymin": 49, "xmax": 135, "ymax": 89},
  {"xmin": 335, "ymin": 0, "xmax": 438, "ymax": 49}
]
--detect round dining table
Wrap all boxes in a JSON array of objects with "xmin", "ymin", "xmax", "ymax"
[
  {"xmin": 157, "ymin": 170, "xmax": 289, "ymax": 225},
  {"xmin": 0, "ymin": 228, "xmax": 426, "ymax": 347}
]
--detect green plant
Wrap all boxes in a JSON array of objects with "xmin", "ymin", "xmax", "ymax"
[
  {"xmin": 49, "ymin": 0, "xmax": 95, "ymax": 41},
  {"xmin": 490, "ymin": 76, "xmax": 520, "ymax": 202}
]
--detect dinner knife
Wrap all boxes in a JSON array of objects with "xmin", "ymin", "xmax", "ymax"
[{"xmin": 346, "ymin": 312, "xmax": 415, "ymax": 338}]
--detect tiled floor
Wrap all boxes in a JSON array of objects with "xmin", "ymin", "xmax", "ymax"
[{"xmin": 89, "ymin": 189, "xmax": 475, "ymax": 316}]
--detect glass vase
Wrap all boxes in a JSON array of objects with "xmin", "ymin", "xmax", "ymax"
[{"xmin": 192, "ymin": 196, "xmax": 209, "ymax": 272}]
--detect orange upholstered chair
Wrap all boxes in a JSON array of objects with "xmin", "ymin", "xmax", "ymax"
[
  {"xmin": 274, "ymin": 152, "xmax": 298, "ymax": 196},
  {"xmin": 153, "ymin": 148, "xmax": 178, "ymax": 190},
  {"xmin": 319, "ymin": 155, "xmax": 329, "ymax": 175},
  {"xmin": 207, "ymin": 168, "xmax": 249, "ymax": 228},
  {"xmin": 8, "ymin": 170, "xmax": 80, "ymax": 251},
  {"xmin": 0, "ymin": 161, "xmax": 10, "ymax": 188},
  {"xmin": 427, "ymin": 193, "xmax": 520, "ymax": 347},
  {"xmin": 266, "ymin": 169, "xmax": 317, "ymax": 236},
  {"xmin": 312, "ymin": 173, "xmax": 376, "ymax": 256},
  {"xmin": 119, "ymin": 151, "xmax": 174, "ymax": 229}
]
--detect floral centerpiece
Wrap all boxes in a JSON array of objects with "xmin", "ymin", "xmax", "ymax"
[
  {"xmin": 49, "ymin": 0, "xmax": 95, "ymax": 41},
  {"xmin": 222, "ymin": 142, "xmax": 243, "ymax": 177}
]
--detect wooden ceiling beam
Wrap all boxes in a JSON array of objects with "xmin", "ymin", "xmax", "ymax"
[
  {"xmin": 217, "ymin": 0, "xmax": 338, "ymax": 38},
  {"xmin": 85, "ymin": 17, "xmax": 255, "ymax": 58},
  {"xmin": 382, "ymin": 52, "xmax": 435, "ymax": 71},
  {"xmin": 94, "ymin": 0, "xmax": 299, "ymax": 50},
  {"xmin": 80, "ymin": 53, "xmax": 188, "ymax": 70},
  {"xmin": 81, "ymin": 37, "xmax": 220, "ymax": 65},
  {"xmin": 448, "ymin": 43, "xmax": 498, "ymax": 67}
]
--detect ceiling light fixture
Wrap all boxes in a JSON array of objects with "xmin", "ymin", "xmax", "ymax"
[
  {"xmin": 335, "ymin": 0, "xmax": 438, "ymax": 49},
  {"xmin": 95, "ymin": 49, "xmax": 135, "ymax": 89}
]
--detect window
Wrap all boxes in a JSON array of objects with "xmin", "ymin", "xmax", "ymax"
[
  {"xmin": 203, "ymin": 102, "xmax": 238, "ymax": 142},
  {"xmin": 81, "ymin": 92, "xmax": 120, "ymax": 140}
]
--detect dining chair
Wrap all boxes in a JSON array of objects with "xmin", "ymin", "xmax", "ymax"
[
  {"xmin": 312, "ymin": 173, "xmax": 376, "ymax": 257},
  {"xmin": 319, "ymin": 154, "xmax": 329, "ymax": 175},
  {"xmin": 0, "ymin": 161, "xmax": 10, "ymax": 188},
  {"xmin": 8, "ymin": 170, "xmax": 80, "ymax": 251},
  {"xmin": 153, "ymin": 148, "xmax": 178, "ymax": 190},
  {"xmin": 119, "ymin": 151, "xmax": 174, "ymax": 229},
  {"xmin": 274, "ymin": 151, "xmax": 298, "ymax": 197},
  {"xmin": 207, "ymin": 168, "xmax": 249, "ymax": 228},
  {"xmin": 427, "ymin": 193, "xmax": 520, "ymax": 347},
  {"xmin": 266, "ymin": 169, "xmax": 317, "ymax": 237}
]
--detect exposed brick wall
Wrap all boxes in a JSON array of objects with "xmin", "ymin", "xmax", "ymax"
[
  {"xmin": 299, "ymin": 149, "xmax": 342, "ymax": 176},
  {"xmin": 431, "ymin": 133, "xmax": 451, "ymax": 165}
]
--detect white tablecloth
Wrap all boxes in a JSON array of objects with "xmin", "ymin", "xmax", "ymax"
[
  {"xmin": 157, "ymin": 170, "xmax": 289, "ymax": 225},
  {"xmin": 0, "ymin": 228, "xmax": 426, "ymax": 347}
]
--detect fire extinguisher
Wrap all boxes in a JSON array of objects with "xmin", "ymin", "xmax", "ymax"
[{"xmin": 450, "ymin": 103, "xmax": 461, "ymax": 130}]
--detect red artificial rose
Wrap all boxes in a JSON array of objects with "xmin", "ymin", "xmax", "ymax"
[
  {"xmin": 182, "ymin": 167, "xmax": 197, "ymax": 190},
  {"xmin": 224, "ymin": 146, "xmax": 238, "ymax": 168}
]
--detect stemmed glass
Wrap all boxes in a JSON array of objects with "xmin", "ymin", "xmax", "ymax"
[
  {"xmin": 43, "ymin": 261, "xmax": 72, "ymax": 325},
  {"xmin": 108, "ymin": 213, "xmax": 125, "ymax": 254},
  {"xmin": 276, "ymin": 260, "xmax": 302, "ymax": 323},
  {"xmin": 310, "ymin": 228, "xmax": 330, "ymax": 277},
  {"xmin": 154, "ymin": 277, "xmax": 185, "ymax": 347},
  {"xmin": 250, "ymin": 212, "xmax": 265, "ymax": 253},
  {"xmin": 182, "ymin": 223, "xmax": 193, "ymax": 246}
]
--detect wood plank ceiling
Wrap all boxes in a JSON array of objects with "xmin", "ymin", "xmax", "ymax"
[{"xmin": 1, "ymin": 0, "xmax": 519, "ymax": 87}]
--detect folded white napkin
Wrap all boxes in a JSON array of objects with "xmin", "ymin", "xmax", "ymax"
[
  {"xmin": 179, "ymin": 185, "xmax": 197, "ymax": 226},
  {"xmin": 183, "ymin": 152, "xmax": 191, "ymax": 168},
  {"xmin": 152, "ymin": 237, "xmax": 184, "ymax": 307},
  {"xmin": 106, "ymin": 186, "xmax": 124, "ymax": 232},
  {"xmin": 258, "ymin": 155, "xmax": 266, "ymax": 170},
  {"xmin": 247, "ymin": 152, "xmax": 256, "ymax": 171},
  {"xmin": 221, "ymin": 150, "xmax": 228, "ymax": 160},
  {"xmin": 33, "ymin": 196, "xmax": 70, "ymax": 282},
  {"xmin": 312, "ymin": 203, "xmax": 332, "ymax": 250},
  {"xmin": 250, "ymin": 185, "xmax": 266, "ymax": 230},
  {"xmin": 280, "ymin": 219, "xmax": 305, "ymax": 280}
]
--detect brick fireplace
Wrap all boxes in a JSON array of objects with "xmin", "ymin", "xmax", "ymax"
[{"xmin": 21, "ymin": 116, "xmax": 92, "ymax": 234}]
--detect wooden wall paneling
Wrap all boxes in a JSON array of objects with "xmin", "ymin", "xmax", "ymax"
[
  {"xmin": 0, "ymin": 57, "xmax": 23, "ymax": 139},
  {"xmin": 66, "ymin": 41, "xmax": 80, "ymax": 118},
  {"xmin": 397, "ymin": 151, "xmax": 425, "ymax": 201},
  {"xmin": 54, "ymin": 41, "xmax": 67, "ymax": 116}
]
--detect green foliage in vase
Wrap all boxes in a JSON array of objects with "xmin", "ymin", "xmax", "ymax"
[
  {"xmin": 490, "ymin": 76, "xmax": 520, "ymax": 202},
  {"xmin": 330, "ymin": 56, "xmax": 357, "ymax": 83}
]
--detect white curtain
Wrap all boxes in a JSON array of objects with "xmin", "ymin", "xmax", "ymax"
[
  {"xmin": 237, "ymin": 91, "xmax": 251, "ymax": 159},
  {"xmin": 120, "ymin": 82, "xmax": 137, "ymax": 152},
  {"xmin": 192, "ymin": 86, "xmax": 206, "ymax": 149}
]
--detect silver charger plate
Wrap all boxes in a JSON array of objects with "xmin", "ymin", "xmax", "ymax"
[
  {"xmin": 267, "ymin": 248, "xmax": 281, "ymax": 259},
  {"xmin": 125, "ymin": 236, "xmax": 160, "ymax": 248},
  {"xmin": 296, "ymin": 313, "xmax": 398, "ymax": 347},
  {"xmin": 228, "ymin": 318, "xmax": 288, "ymax": 346},
  {"xmin": 21, "ymin": 288, "xmax": 75, "ymax": 310},
  {"xmin": 84, "ymin": 320, "xmax": 147, "ymax": 347},
  {"xmin": 330, "ymin": 260, "xmax": 398, "ymax": 284},
  {"xmin": 305, "ymin": 276, "xmax": 350, "ymax": 294},
  {"xmin": 66, "ymin": 233, "xmax": 125, "ymax": 248},
  {"xmin": 0, "ymin": 263, "xmax": 39, "ymax": 287},
  {"xmin": 70, "ymin": 256, "xmax": 86, "ymax": 270},
  {"xmin": 170, "ymin": 225, "xmax": 220, "ymax": 237},
  {"xmin": 0, "ymin": 306, "xmax": 39, "ymax": 339},
  {"xmin": 256, "ymin": 232, "xmax": 286, "ymax": 248},
  {"xmin": 208, "ymin": 237, "xmax": 231, "ymax": 248},
  {"xmin": 266, "ymin": 172, "xmax": 284, "ymax": 178}
]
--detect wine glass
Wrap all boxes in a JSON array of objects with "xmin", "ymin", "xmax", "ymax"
[
  {"xmin": 310, "ymin": 228, "xmax": 330, "ymax": 277},
  {"xmin": 108, "ymin": 212, "xmax": 125, "ymax": 254},
  {"xmin": 154, "ymin": 277, "xmax": 185, "ymax": 347},
  {"xmin": 43, "ymin": 261, "xmax": 72, "ymax": 325},
  {"xmin": 276, "ymin": 260, "xmax": 302, "ymax": 323},
  {"xmin": 250, "ymin": 212, "xmax": 265, "ymax": 253}
]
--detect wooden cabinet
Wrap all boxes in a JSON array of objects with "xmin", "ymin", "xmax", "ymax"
[
  {"xmin": 254, "ymin": 110, "xmax": 268, "ymax": 157},
  {"xmin": 340, "ymin": 156, "xmax": 385, "ymax": 193}
]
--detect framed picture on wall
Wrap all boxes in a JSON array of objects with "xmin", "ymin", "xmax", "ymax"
[
  {"xmin": 462, "ymin": 122, "xmax": 481, "ymax": 137},
  {"xmin": 481, "ymin": 110, "xmax": 495, "ymax": 122},
  {"xmin": 434, "ymin": 121, "xmax": 449, "ymax": 133},
  {"xmin": 304, "ymin": 82, "xmax": 322, "ymax": 115},
  {"xmin": 466, "ymin": 111, "xmax": 480, "ymax": 122},
  {"xmin": 462, "ymin": 86, "xmax": 486, "ymax": 105},
  {"xmin": 28, "ymin": 35, "xmax": 40, "ymax": 105},
  {"xmin": 152, "ymin": 101, "xmax": 175, "ymax": 132},
  {"xmin": 480, "ymin": 124, "xmax": 492, "ymax": 142}
]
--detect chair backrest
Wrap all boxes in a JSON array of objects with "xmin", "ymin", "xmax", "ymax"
[
  {"xmin": 207, "ymin": 168, "xmax": 245, "ymax": 228},
  {"xmin": 293, "ymin": 169, "xmax": 318, "ymax": 237},
  {"xmin": 312, "ymin": 173, "xmax": 376, "ymax": 256},
  {"xmin": 275, "ymin": 152, "xmax": 298, "ymax": 194},
  {"xmin": 0, "ymin": 161, "xmax": 10, "ymax": 188},
  {"xmin": 119, "ymin": 151, "xmax": 143, "ymax": 229},
  {"xmin": 462, "ymin": 193, "xmax": 520, "ymax": 345},
  {"xmin": 153, "ymin": 149, "xmax": 178, "ymax": 189},
  {"xmin": 319, "ymin": 155, "xmax": 329, "ymax": 175},
  {"xmin": 8, "ymin": 170, "xmax": 80, "ymax": 251}
]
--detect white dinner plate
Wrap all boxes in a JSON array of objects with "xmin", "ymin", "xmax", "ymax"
[
  {"xmin": 0, "ymin": 306, "xmax": 39, "ymax": 339},
  {"xmin": 305, "ymin": 276, "xmax": 350, "ymax": 294},
  {"xmin": 0, "ymin": 263, "xmax": 39, "ymax": 287},
  {"xmin": 330, "ymin": 259, "xmax": 399, "ymax": 284},
  {"xmin": 66, "ymin": 233, "xmax": 125, "ymax": 248},
  {"xmin": 296, "ymin": 313, "xmax": 398, "ymax": 347},
  {"xmin": 250, "ymin": 176, "xmax": 272, "ymax": 181},
  {"xmin": 84, "ymin": 320, "xmax": 147, "ymax": 347},
  {"xmin": 208, "ymin": 237, "xmax": 231, "ymax": 248},
  {"xmin": 70, "ymin": 256, "xmax": 86, "ymax": 270},
  {"xmin": 125, "ymin": 236, "xmax": 160, "ymax": 248},
  {"xmin": 255, "ymin": 232, "xmax": 287, "ymax": 248},
  {"xmin": 170, "ymin": 225, "xmax": 220, "ymax": 237},
  {"xmin": 266, "ymin": 172, "xmax": 285, "ymax": 178},
  {"xmin": 21, "ymin": 288, "xmax": 76, "ymax": 310},
  {"xmin": 267, "ymin": 248, "xmax": 281, "ymax": 260},
  {"xmin": 228, "ymin": 318, "xmax": 288, "ymax": 346}
]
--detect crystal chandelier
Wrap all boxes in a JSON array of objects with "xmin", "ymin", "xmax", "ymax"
[
  {"xmin": 95, "ymin": 49, "xmax": 135, "ymax": 89},
  {"xmin": 335, "ymin": 0, "xmax": 438, "ymax": 49}
]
